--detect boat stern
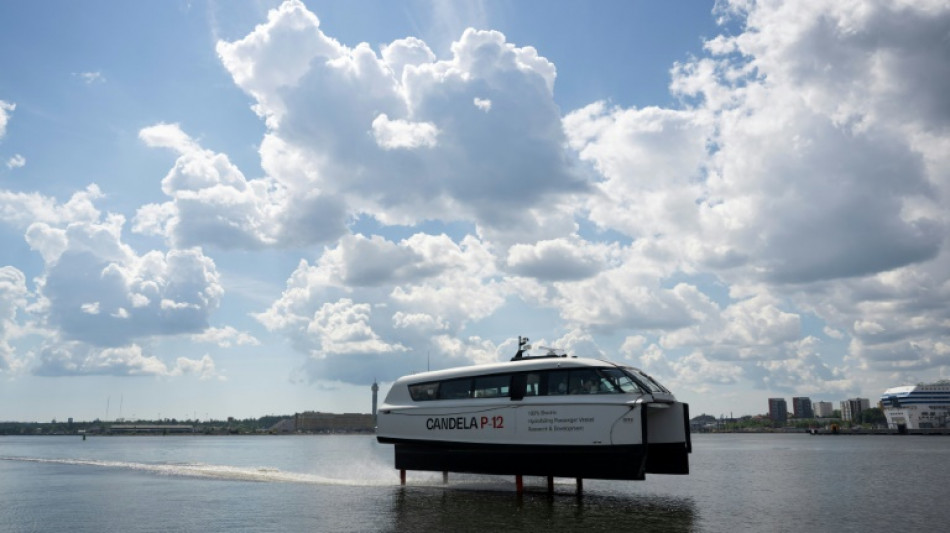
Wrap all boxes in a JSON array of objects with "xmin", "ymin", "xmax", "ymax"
[{"xmin": 643, "ymin": 401, "xmax": 691, "ymax": 475}]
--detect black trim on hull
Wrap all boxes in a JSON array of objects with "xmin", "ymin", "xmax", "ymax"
[
  {"xmin": 644, "ymin": 442, "xmax": 690, "ymax": 475},
  {"xmin": 379, "ymin": 438, "xmax": 648, "ymax": 480}
]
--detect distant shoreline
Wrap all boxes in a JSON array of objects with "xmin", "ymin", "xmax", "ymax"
[
  {"xmin": 696, "ymin": 428, "xmax": 950, "ymax": 436},
  {"xmin": 0, "ymin": 414, "xmax": 375, "ymax": 436}
]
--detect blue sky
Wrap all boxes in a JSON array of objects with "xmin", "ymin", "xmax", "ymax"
[{"xmin": 2, "ymin": 0, "xmax": 949, "ymax": 422}]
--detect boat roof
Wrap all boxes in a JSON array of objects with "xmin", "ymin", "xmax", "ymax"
[{"xmin": 394, "ymin": 356, "xmax": 634, "ymax": 384}]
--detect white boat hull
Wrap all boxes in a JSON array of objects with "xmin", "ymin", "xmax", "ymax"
[
  {"xmin": 376, "ymin": 350, "xmax": 691, "ymax": 480},
  {"xmin": 377, "ymin": 399, "xmax": 690, "ymax": 479}
]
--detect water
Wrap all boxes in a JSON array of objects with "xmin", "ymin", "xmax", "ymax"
[{"xmin": 1, "ymin": 433, "xmax": 948, "ymax": 532}]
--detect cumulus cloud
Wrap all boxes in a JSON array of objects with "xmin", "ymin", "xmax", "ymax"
[
  {"xmin": 139, "ymin": 122, "xmax": 200, "ymax": 153},
  {"xmin": 74, "ymin": 71, "xmax": 105, "ymax": 85},
  {"xmin": 6, "ymin": 154, "xmax": 25, "ymax": 169},
  {"xmin": 371, "ymin": 114, "xmax": 440, "ymax": 150},
  {"xmin": 255, "ymin": 231, "xmax": 507, "ymax": 382},
  {"xmin": 32, "ymin": 220, "xmax": 223, "ymax": 347},
  {"xmin": 170, "ymin": 354, "xmax": 221, "ymax": 380},
  {"xmin": 318, "ymin": 233, "xmax": 445, "ymax": 287},
  {"xmin": 431, "ymin": 334, "xmax": 502, "ymax": 366},
  {"xmin": 392, "ymin": 311, "xmax": 447, "ymax": 332},
  {"xmin": 565, "ymin": 102, "xmax": 711, "ymax": 240},
  {"xmin": 808, "ymin": 248, "xmax": 950, "ymax": 379},
  {"xmin": 216, "ymin": 0, "xmax": 345, "ymax": 127},
  {"xmin": 695, "ymin": 1, "xmax": 943, "ymax": 284},
  {"xmin": 636, "ymin": 346, "xmax": 744, "ymax": 394},
  {"xmin": 659, "ymin": 293, "xmax": 801, "ymax": 361},
  {"xmin": 381, "ymin": 36, "xmax": 437, "ymax": 82},
  {"xmin": 0, "ymin": 100, "xmax": 14, "ymax": 139},
  {"xmin": 23, "ymin": 0, "xmax": 938, "ymax": 400},
  {"xmin": 163, "ymin": 0, "xmax": 947, "ymax": 401},
  {"xmin": 0, "ymin": 266, "xmax": 30, "ymax": 374},
  {"xmin": 550, "ymin": 329, "xmax": 607, "ymax": 359},
  {"xmin": 547, "ymin": 258, "xmax": 717, "ymax": 332},
  {"xmin": 307, "ymin": 298, "xmax": 407, "ymax": 355},
  {"xmin": 33, "ymin": 342, "xmax": 221, "ymax": 379},
  {"xmin": 214, "ymin": 1, "xmax": 586, "ymax": 235},
  {"xmin": 0, "ymin": 183, "xmax": 229, "ymax": 378},
  {"xmin": 564, "ymin": 1, "xmax": 949, "ymax": 283},
  {"xmin": 556, "ymin": 0, "xmax": 950, "ymax": 391},
  {"xmin": 134, "ymin": 123, "xmax": 347, "ymax": 248},
  {"xmin": 1, "ymin": 184, "xmax": 102, "ymax": 233},
  {"xmin": 506, "ymin": 238, "xmax": 615, "ymax": 281},
  {"xmin": 190, "ymin": 326, "xmax": 260, "ymax": 347}
]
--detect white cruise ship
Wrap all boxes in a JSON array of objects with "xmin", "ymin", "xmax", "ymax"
[{"xmin": 881, "ymin": 381, "xmax": 950, "ymax": 430}]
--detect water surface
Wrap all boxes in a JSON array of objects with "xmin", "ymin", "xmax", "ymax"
[{"xmin": 1, "ymin": 433, "xmax": 947, "ymax": 532}]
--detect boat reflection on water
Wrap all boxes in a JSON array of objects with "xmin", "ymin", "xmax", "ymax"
[{"xmin": 388, "ymin": 481, "xmax": 697, "ymax": 532}]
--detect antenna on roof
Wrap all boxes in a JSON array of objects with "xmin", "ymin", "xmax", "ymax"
[{"xmin": 511, "ymin": 336, "xmax": 531, "ymax": 361}]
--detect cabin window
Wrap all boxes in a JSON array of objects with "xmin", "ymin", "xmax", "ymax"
[
  {"xmin": 408, "ymin": 382, "xmax": 439, "ymax": 401},
  {"xmin": 568, "ymin": 369, "xmax": 604, "ymax": 394},
  {"xmin": 545, "ymin": 368, "xmax": 630, "ymax": 395},
  {"xmin": 439, "ymin": 378, "xmax": 473, "ymax": 400},
  {"xmin": 510, "ymin": 372, "xmax": 541, "ymax": 401},
  {"xmin": 524, "ymin": 373, "xmax": 541, "ymax": 397},
  {"xmin": 473, "ymin": 374, "xmax": 510, "ymax": 398},
  {"xmin": 408, "ymin": 367, "xmax": 649, "ymax": 402},
  {"xmin": 546, "ymin": 370, "xmax": 570, "ymax": 395}
]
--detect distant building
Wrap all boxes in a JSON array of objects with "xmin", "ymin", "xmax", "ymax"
[
  {"xmin": 108, "ymin": 424, "xmax": 195, "ymax": 434},
  {"xmin": 372, "ymin": 381, "xmax": 379, "ymax": 422},
  {"xmin": 792, "ymin": 397, "xmax": 813, "ymax": 419},
  {"xmin": 840, "ymin": 398, "xmax": 871, "ymax": 422},
  {"xmin": 690, "ymin": 414, "xmax": 718, "ymax": 432},
  {"xmin": 768, "ymin": 398, "xmax": 788, "ymax": 425},
  {"xmin": 813, "ymin": 401, "xmax": 834, "ymax": 418},
  {"xmin": 294, "ymin": 411, "xmax": 375, "ymax": 433}
]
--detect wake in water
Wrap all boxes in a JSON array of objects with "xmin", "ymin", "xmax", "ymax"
[
  {"xmin": 0, "ymin": 455, "xmax": 549, "ymax": 492},
  {"xmin": 0, "ymin": 455, "xmax": 401, "ymax": 486}
]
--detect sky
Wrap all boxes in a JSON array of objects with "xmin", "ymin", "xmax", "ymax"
[{"xmin": 2, "ymin": 0, "xmax": 949, "ymax": 422}]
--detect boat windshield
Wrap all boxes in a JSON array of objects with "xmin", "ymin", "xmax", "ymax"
[
  {"xmin": 622, "ymin": 367, "xmax": 669, "ymax": 393},
  {"xmin": 599, "ymin": 368, "xmax": 646, "ymax": 394}
]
